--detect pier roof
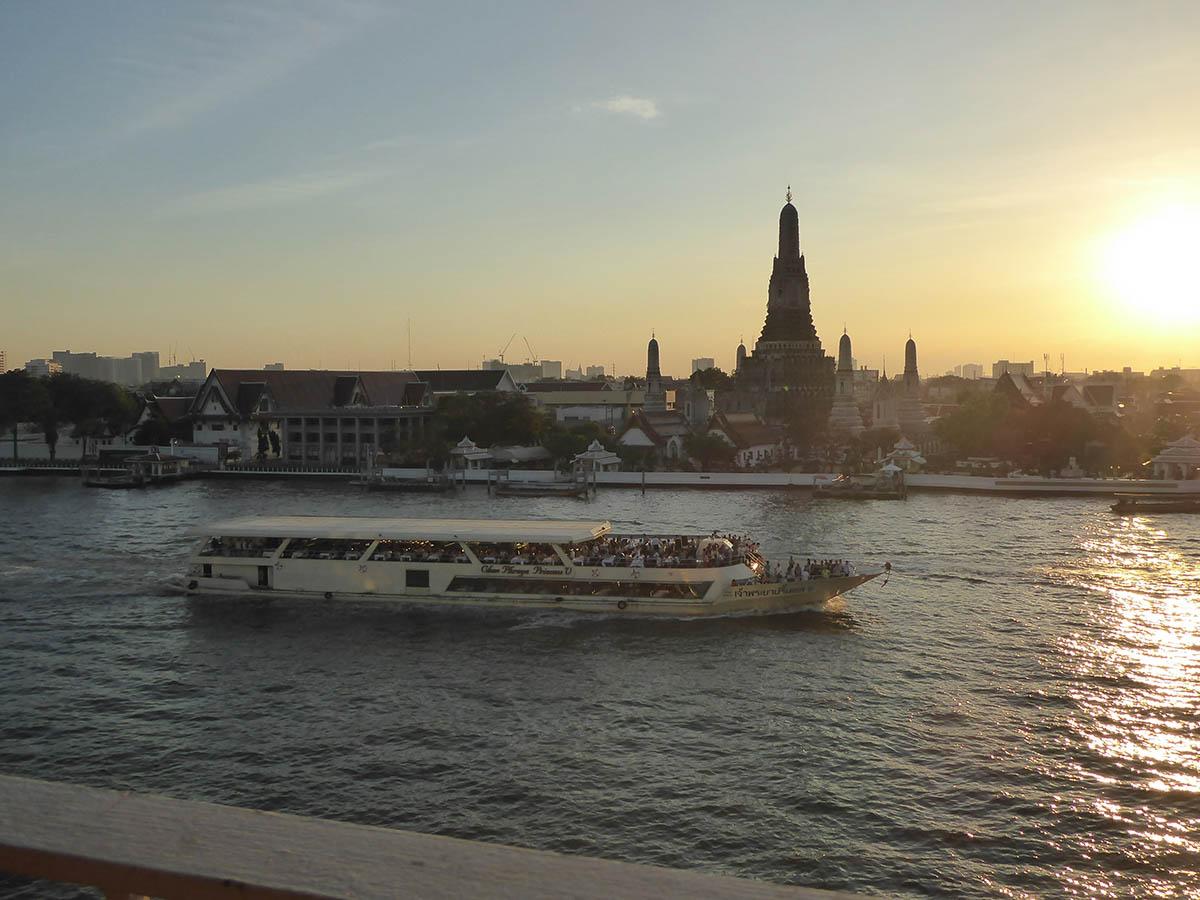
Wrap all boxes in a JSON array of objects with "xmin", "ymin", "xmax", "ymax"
[{"xmin": 196, "ymin": 516, "xmax": 613, "ymax": 543}]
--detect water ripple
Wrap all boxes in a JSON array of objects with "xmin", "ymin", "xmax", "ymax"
[{"xmin": 1, "ymin": 480, "xmax": 1198, "ymax": 898}]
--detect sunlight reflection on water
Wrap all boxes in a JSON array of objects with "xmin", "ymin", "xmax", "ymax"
[{"xmin": 1052, "ymin": 515, "xmax": 1200, "ymax": 894}]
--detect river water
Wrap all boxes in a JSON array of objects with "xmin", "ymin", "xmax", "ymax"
[{"xmin": 1, "ymin": 478, "xmax": 1198, "ymax": 898}]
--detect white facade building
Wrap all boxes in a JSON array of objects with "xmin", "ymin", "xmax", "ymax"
[
  {"xmin": 24, "ymin": 359, "xmax": 62, "ymax": 378},
  {"xmin": 992, "ymin": 360, "xmax": 1035, "ymax": 379}
]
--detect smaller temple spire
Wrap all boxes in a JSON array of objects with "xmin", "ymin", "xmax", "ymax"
[{"xmin": 786, "ymin": 184, "xmax": 792, "ymax": 203}]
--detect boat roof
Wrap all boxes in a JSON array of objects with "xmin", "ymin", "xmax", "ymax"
[{"xmin": 194, "ymin": 516, "xmax": 613, "ymax": 543}]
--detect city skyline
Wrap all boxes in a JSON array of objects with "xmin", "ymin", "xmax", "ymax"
[{"xmin": 3, "ymin": 2, "xmax": 1199, "ymax": 375}]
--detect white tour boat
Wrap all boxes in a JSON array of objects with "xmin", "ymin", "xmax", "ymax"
[{"xmin": 182, "ymin": 516, "xmax": 885, "ymax": 617}]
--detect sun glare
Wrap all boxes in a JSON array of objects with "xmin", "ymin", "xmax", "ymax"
[{"xmin": 1100, "ymin": 203, "xmax": 1200, "ymax": 325}]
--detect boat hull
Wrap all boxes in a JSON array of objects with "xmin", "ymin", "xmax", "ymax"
[
  {"xmin": 181, "ymin": 572, "xmax": 880, "ymax": 618},
  {"xmin": 1112, "ymin": 501, "xmax": 1200, "ymax": 514}
]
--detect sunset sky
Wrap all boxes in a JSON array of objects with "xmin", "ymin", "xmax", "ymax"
[{"xmin": 2, "ymin": 1, "xmax": 1198, "ymax": 377}]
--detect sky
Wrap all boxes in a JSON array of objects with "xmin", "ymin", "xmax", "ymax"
[{"xmin": 2, "ymin": 0, "xmax": 1199, "ymax": 378}]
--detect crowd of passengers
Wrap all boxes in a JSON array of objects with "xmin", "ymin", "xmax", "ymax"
[
  {"xmin": 202, "ymin": 535, "xmax": 851, "ymax": 578},
  {"xmin": 563, "ymin": 532, "xmax": 760, "ymax": 569},
  {"xmin": 757, "ymin": 557, "xmax": 854, "ymax": 583}
]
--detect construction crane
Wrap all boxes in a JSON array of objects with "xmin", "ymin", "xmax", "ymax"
[
  {"xmin": 498, "ymin": 333, "xmax": 516, "ymax": 364},
  {"xmin": 523, "ymin": 336, "xmax": 538, "ymax": 362}
]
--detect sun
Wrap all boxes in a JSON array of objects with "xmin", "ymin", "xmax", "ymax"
[{"xmin": 1099, "ymin": 203, "xmax": 1200, "ymax": 325}]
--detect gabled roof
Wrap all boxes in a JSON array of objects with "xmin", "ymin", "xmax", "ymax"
[
  {"xmin": 191, "ymin": 370, "xmax": 429, "ymax": 417},
  {"xmin": 523, "ymin": 380, "xmax": 611, "ymax": 393},
  {"xmin": 1082, "ymin": 384, "xmax": 1116, "ymax": 408},
  {"xmin": 150, "ymin": 396, "xmax": 193, "ymax": 422},
  {"xmin": 236, "ymin": 381, "xmax": 268, "ymax": 414},
  {"xmin": 707, "ymin": 412, "xmax": 783, "ymax": 449},
  {"xmin": 413, "ymin": 370, "xmax": 515, "ymax": 393},
  {"xmin": 621, "ymin": 409, "xmax": 691, "ymax": 446},
  {"xmin": 995, "ymin": 372, "xmax": 1042, "ymax": 406},
  {"xmin": 358, "ymin": 373, "xmax": 428, "ymax": 406}
]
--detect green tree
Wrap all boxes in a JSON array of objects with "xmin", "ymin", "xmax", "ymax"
[
  {"xmin": 0, "ymin": 371, "xmax": 50, "ymax": 460},
  {"xmin": 683, "ymin": 432, "xmax": 737, "ymax": 470},
  {"xmin": 133, "ymin": 418, "xmax": 172, "ymax": 447},
  {"xmin": 541, "ymin": 420, "xmax": 606, "ymax": 470},
  {"xmin": 689, "ymin": 367, "xmax": 734, "ymax": 391},
  {"xmin": 437, "ymin": 393, "xmax": 546, "ymax": 448},
  {"xmin": 44, "ymin": 374, "xmax": 138, "ymax": 446},
  {"xmin": 616, "ymin": 443, "xmax": 657, "ymax": 472},
  {"xmin": 933, "ymin": 392, "xmax": 1012, "ymax": 458}
]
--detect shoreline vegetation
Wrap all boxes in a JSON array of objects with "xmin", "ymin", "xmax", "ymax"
[{"xmin": 1, "ymin": 368, "xmax": 1196, "ymax": 480}]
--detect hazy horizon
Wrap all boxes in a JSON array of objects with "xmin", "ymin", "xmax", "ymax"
[{"xmin": 4, "ymin": 1, "xmax": 1199, "ymax": 378}]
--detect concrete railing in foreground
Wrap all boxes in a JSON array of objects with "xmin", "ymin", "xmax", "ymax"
[{"xmin": 0, "ymin": 775, "xmax": 856, "ymax": 899}]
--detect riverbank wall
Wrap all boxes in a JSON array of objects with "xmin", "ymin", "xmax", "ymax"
[
  {"xmin": 5, "ymin": 461, "xmax": 1199, "ymax": 496},
  {"xmin": 383, "ymin": 468, "xmax": 1200, "ymax": 496}
]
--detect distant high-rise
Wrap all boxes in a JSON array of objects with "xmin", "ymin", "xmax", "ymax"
[
  {"xmin": 52, "ymin": 348, "xmax": 164, "ymax": 385},
  {"xmin": 24, "ymin": 358, "xmax": 63, "ymax": 378},
  {"xmin": 993, "ymin": 360, "xmax": 1034, "ymax": 379},
  {"xmin": 585, "ymin": 364, "xmax": 607, "ymax": 379},
  {"xmin": 53, "ymin": 350, "xmax": 100, "ymax": 380},
  {"xmin": 132, "ymin": 351, "xmax": 160, "ymax": 382},
  {"xmin": 265, "ymin": 362, "xmax": 285, "ymax": 371},
  {"xmin": 691, "ymin": 357, "xmax": 715, "ymax": 374},
  {"xmin": 159, "ymin": 359, "xmax": 207, "ymax": 381},
  {"xmin": 0, "ymin": 349, "xmax": 7, "ymax": 372},
  {"xmin": 961, "ymin": 363, "xmax": 983, "ymax": 380}
]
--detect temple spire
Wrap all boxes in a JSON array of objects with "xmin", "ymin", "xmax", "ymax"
[{"xmin": 777, "ymin": 189, "xmax": 800, "ymax": 260}]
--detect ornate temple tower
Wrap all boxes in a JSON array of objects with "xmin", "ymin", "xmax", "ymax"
[
  {"xmin": 827, "ymin": 329, "xmax": 864, "ymax": 436},
  {"xmin": 873, "ymin": 369, "xmax": 899, "ymax": 430},
  {"xmin": 735, "ymin": 339, "xmax": 747, "ymax": 374},
  {"xmin": 898, "ymin": 334, "xmax": 926, "ymax": 436},
  {"xmin": 644, "ymin": 333, "xmax": 666, "ymax": 412},
  {"xmin": 729, "ymin": 189, "xmax": 834, "ymax": 424},
  {"xmin": 902, "ymin": 335, "xmax": 920, "ymax": 395}
]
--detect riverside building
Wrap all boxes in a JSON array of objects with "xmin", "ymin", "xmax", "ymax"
[{"xmin": 189, "ymin": 370, "xmax": 435, "ymax": 464}]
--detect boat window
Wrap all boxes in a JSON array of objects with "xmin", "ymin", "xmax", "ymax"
[
  {"xmin": 406, "ymin": 569, "xmax": 430, "ymax": 588},
  {"xmin": 199, "ymin": 536, "xmax": 283, "ymax": 558},
  {"xmin": 445, "ymin": 577, "xmax": 711, "ymax": 599},
  {"xmin": 370, "ymin": 540, "xmax": 466, "ymax": 563},
  {"xmin": 278, "ymin": 538, "xmax": 373, "ymax": 560},
  {"xmin": 468, "ymin": 542, "xmax": 563, "ymax": 565}
]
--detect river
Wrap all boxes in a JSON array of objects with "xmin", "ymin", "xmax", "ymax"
[{"xmin": 1, "ymin": 478, "xmax": 1197, "ymax": 897}]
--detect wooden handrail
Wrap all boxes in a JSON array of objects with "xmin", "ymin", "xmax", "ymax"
[{"xmin": 0, "ymin": 775, "xmax": 856, "ymax": 899}]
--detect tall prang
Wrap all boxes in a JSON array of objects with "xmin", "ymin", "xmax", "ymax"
[
  {"xmin": 897, "ymin": 334, "xmax": 926, "ymax": 436},
  {"xmin": 644, "ymin": 333, "xmax": 666, "ymax": 412},
  {"xmin": 725, "ymin": 188, "xmax": 834, "ymax": 426},
  {"xmin": 827, "ymin": 329, "xmax": 864, "ymax": 436}
]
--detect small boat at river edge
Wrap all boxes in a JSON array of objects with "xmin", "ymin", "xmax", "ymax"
[
  {"xmin": 1111, "ymin": 494, "xmax": 1200, "ymax": 514},
  {"xmin": 181, "ymin": 516, "xmax": 886, "ymax": 617}
]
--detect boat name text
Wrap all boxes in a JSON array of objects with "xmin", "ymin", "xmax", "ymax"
[{"xmin": 480, "ymin": 565, "xmax": 573, "ymax": 576}]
